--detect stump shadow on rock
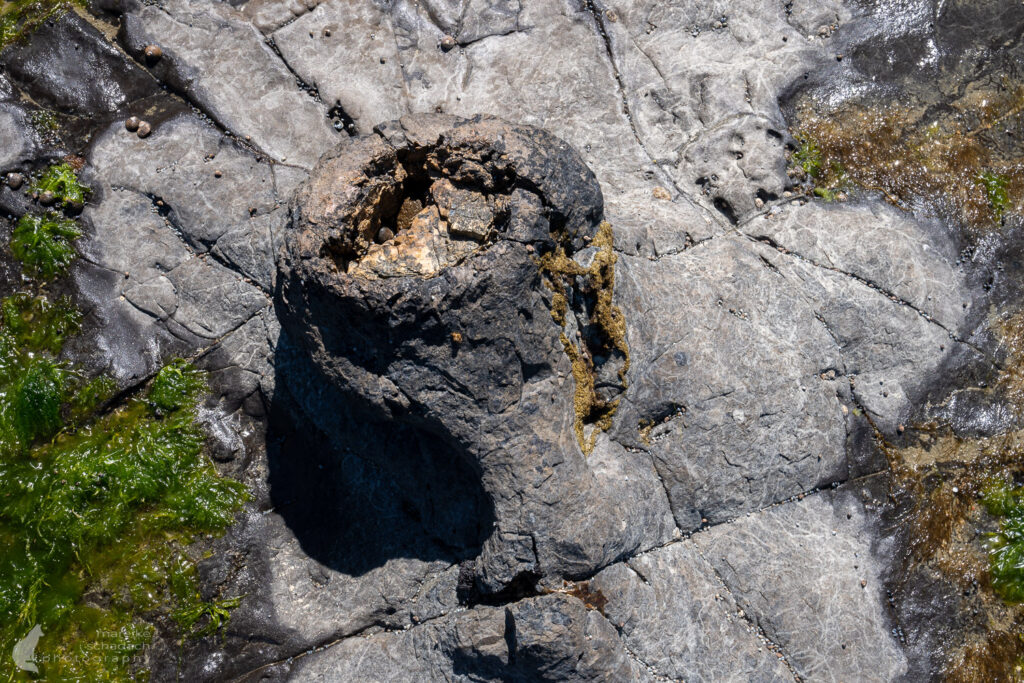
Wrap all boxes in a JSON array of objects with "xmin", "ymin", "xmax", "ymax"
[{"xmin": 266, "ymin": 330, "xmax": 494, "ymax": 576}]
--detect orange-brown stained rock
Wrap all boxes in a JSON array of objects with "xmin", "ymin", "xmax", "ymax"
[{"xmin": 350, "ymin": 205, "xmax": 444, "ymax": 279}]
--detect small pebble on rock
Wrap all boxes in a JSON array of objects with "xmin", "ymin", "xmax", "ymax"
[{"xmin": 6, "ymin": 172, "xmax": 24, "ymax": 190}]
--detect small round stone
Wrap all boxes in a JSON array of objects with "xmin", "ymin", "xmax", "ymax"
[
  {"xmin": 6, "ymin": 172, "xmax": 24, "ymax": 190},
  {"xmin": 136, "ymin": 121, "xmax": 152, "ymax": 138},
  {"xmin": 39, "ymin": 190, "xmax": 56, "ymax": 206},
  {"xmin": 144, "ymin": 44, "xmax": 163, "ymax": 60},
  {"xmin": 125, "ymin": 116, "xmax": 141, "ymax": 132},
  {"xmin": 376, "ymin": 227, "xmax": 395, "ymax": 243},
  {"xmin": 440, "ymin": 35, "xmax": 457, "ymax": 51}
]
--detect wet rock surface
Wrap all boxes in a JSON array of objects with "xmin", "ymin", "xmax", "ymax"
[{"xmin": 0, "ymin": 0, "xmax": 1021, "ymax": 680}]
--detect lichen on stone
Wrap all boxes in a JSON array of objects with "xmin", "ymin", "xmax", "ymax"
[{"xmin": 539, "ymin": 222, "xmax": 629, "ymax": 454}]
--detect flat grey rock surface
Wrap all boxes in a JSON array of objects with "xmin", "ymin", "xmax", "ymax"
[{"xmin": 1, "ymin": 0, "xmax": 1017, "ymax": 680}]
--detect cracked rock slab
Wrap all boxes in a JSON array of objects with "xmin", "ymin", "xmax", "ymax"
[
  {"xmin": 75, "ymin": 180, "xmax": 268, "ymax": 387},
  {"xmin": 591, "ymin": 541, "xmax": 794, "ymax": 682},
  {"xmin": 87, "ymin": 113, "xmax": 295, "ymax": 289},
  {"xmin": 119, "ymin": 0, "xmax": 339, "ymax": 168},
  {"xmin": 744, "ymin": 199, "xmax": 970, "ymax": 331},
  {"xmin": 288, "ymin": 593, "xmax": 651, "ymax": 682},
  {"xmin": 694, "ymin": 483, "xmax": 909, "ymax": 682}
]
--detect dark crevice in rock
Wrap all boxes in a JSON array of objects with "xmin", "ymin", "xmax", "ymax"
[
  {"xmin": 712, "ymin": 196, "xmax": 739, "ymax": 224},
  {"xmin": 460, "ymin": 569, "xmax": 543, "ymax": 608},
  {"xmin": 326, "ymin": 102, "xmax": 358, "ymax": 136},
  {"xmin": 264, "ymin": 35, "xmax": 323, "ymax": 101}
]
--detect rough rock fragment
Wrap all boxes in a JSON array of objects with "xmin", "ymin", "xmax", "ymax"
[{"xmin": 276, "ymin": 114, "xmax": 673, "ymax": 595}]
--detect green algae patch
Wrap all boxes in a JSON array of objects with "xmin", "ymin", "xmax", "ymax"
[
  {"xmin": 538, "ymin": 222, "xmax": 629, "ymax": 454},
  {"xmin": 31, "ymin": 162, "xmax": 91, "ymax": 210},
  {"xmin": 1, "ymin": 293, "xmax": 81, "ymax": 354},
  {"xmin": 878, "ymin": 312, "xmax": 1024, "ymax": 680},
  {"xmin": 0, "ymin": 356, "xmax": 249, "ymax": 679},
  {"xmin": 11, "ymin": 212, "xmax": 82, "ymax": 279},
  {"xmin": 787, "ymin": 89, "xmax": 1024, "ymax": 232},
  {"xmin": 1, "ymin": 188, "xmax": 247, "ymax": 678},
  {"xmin": 982, "ymin": 481, "xmax": 1024, "ymax": 603}
]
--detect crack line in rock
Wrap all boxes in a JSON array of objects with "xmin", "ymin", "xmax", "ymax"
[
  {"xmin": 690, "ymin": 543, "xmax": 803, "ymax": 683},
  {"xmin": 742, "ymin": 232, "xmax": 993, "ymax": 362},
  {"xmin": 579, "ymin": 0, "xmax": 688, "ymax": 200}
]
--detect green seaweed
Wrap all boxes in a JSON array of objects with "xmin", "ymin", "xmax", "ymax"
[
  {"xmin": 30, "ymin": 162, "xmax": 90, "ymax": 209},
  {"xmin": 148, "ymin": 359, "xmax": 207, "ymax": 415},
  {"xmin": 1, "ymin": 292, "xmax": 81, "ymax": 354},
  {"xmin": 983, "ymin": 482, "xmax": 1024, "ymax": 603},
  {"xmin": 0, "ymin": 356, "xmax": 249, "ymax": 678},
  {"xmin": 1, "ymin": 196, "xmax": 247, "ymax": 678},
  {"xmin": 792, "ymin": 134, "xmax": 822, "ymax": 178},
  {"xmin": 10, "ymin": 212, "xmax": 82, "ymax": 279},
  {"xmin": 979, "ymin": 171, "xmax": 1010, "ymax": 222}
]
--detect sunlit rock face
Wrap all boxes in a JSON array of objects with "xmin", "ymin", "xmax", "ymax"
[{"xmin": 4, "ymin": 0, "xmax": 1022, "ymax": 679}]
